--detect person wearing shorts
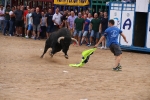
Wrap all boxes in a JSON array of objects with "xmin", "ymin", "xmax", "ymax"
[
  {"xmin": 45, "ymin": 8, "xmax": 54, "ymax": 39},
  {"xmin": 3, "ymin": 5, "xmax": 10, "ymax": 36},
  {"xmin": 100, "ymin": 11, "xmax": 108, "ymax": 49},
  {"xmin": 14, "ymin": 5, "xmax": 24, "ymax": 36},
  {"xmin": 52, "ymin": 8, "xmax": 62, "ymax": 32},
  {"xmin": 95, "ymin": 19, "xmax": 128, "ymax": 71},
  {"xmin": 81, "ymin": 14, "xmax": 90, "ymax": 45},
  {"xmin": 67, "ymin": 11, "xmax": 76, "ymax": 36},
  {"xmin": 31, "ymin": 7, "xmax": 42, "ymax": 40},
  {"xmin": 25, "ymin": 9, "xmax": 33, "ymax": 38},
  {"xmin": 0, "ymin": 5, "xmax": 5, "ymax": 33},
  {"xmin": 73, "ymin": 12, "xmax": 84, "ymax": 45},
  {"xmin": 88, "ymin": 13, "xmax": 101, "ymax": 46}
]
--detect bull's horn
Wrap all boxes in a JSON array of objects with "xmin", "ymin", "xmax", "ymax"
[
  {"xmin": 57, "ymin": 37, "xmax": 64, "ymax": 43},
  {"xmin": 71, "ymin": 38, "xmax": 78, "ymax": 45}
]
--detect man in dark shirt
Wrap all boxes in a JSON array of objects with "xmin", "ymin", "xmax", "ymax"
[
  {"xmin": 99, "ymin": 11, "xmax": 104, "ymax": 21},
  {"xmin": 60, "ymin": 11, "xmax": 67, "ymax": 28},
  {"xmin": 31, "ymin": 7, "xmax": 42, "ymax": 40},
  {"xmin": 45, "ymin": 8, "xmax": 53, "ymax": 39},
  {"xmin": 9, "ymin": 6, "xmax": 16, "ymax": 36},
  {"xmin": 14, "ymin": 5, "xmax": 23, "ymax": 36},
  {"xmin": 100, "ymin": 11, "xmax": 108, "ymax": 49},
  {"xmin": 3, "ymin": 5, "xmax": 11, "ymax": 36}
]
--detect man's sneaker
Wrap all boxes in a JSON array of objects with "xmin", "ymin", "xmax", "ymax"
[
  {"xmin": 25, "ymin": 35, "xmax": 29, "ymax": 39},
  {"xmin": 104, "ymin": 47, "xmax": 107, "ymax": 49},
  {"xmin": 86, "ymin": 43, "xmax": 90, "ymax": 46},
  {"xmin": 100, "ymin": 46, "xmax": 105, "ymax": 49},
  {"xmin": 113, "ymin": 64, "xmax": 122, "ymax": 71},
  {"xmin": 87, "ymin": 43, "xmax": 91, "ymax": 47}
]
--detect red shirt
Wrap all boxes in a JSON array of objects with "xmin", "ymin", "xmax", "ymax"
[
  {"xmin": 24, "ymin": 10, "xmax": 28, "ymax": 17},
  {"xmin": 24, "ymin": 10, "xmax": 28, "ymax": 21}
]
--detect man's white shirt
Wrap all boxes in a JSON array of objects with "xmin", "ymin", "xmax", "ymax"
[
  {"xmin": 52, "ymin": 13, "xmax": 62, "ymax": 25},
  {"xmin": 0, "ymin": 8, "xmax": 5, "ymax": 20}
]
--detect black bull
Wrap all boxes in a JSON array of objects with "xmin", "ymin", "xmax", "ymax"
[{"xmin": 41, "ymin": 28, "xmax": 78, "ymax": 59}]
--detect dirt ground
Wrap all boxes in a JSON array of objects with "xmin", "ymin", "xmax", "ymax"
[{"xmin": 0, "ymin": 34, "xmax": 150, "ymax": 100}]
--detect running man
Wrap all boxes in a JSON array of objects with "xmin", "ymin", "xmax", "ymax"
[{"xmin": 95, "ymin": 19, "xmax": 128, "ymax": 71}]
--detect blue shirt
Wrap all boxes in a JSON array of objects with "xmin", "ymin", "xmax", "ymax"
[
  {"xmin": 104, "ymin": 26, "xmax": 122, "ymax": 47},
  {"xmin": 84, "ymin": 19, "xmax": 90, "ymax": 31}
]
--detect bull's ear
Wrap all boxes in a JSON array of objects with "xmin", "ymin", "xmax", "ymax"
[{"xmin": 57, "ymin": 37, "xmax": 65, "ymax": 43}]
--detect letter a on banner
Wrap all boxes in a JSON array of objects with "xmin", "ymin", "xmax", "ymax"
[{"xmin": 123, "ymin": 18, "xmax": 131, "ymax": 30}]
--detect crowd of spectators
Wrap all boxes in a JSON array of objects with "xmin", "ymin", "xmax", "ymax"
[{"xmin": 0, "ymin": 5, "xmax": 109, "ymax": 49}]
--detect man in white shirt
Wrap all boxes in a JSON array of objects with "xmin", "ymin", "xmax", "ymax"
[
  {"xmin": 52, "ymin": 8, "xmax": 62, "ymax": 31},
  {"xmin": 0, "ymin": 5, "xmax": 5, "ymax": 32}
]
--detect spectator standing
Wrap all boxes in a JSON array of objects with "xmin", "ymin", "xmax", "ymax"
[
  {"xmin": 40, "ymin": 11, "xmax": 46, "ymax": 38},
  {"xmin": 14, "ymin": 5, "xmax": 24, "ymax": 36},
  {"xmin": 0, "ymin": 5, "xmax": 5, "ymax": 32},
  {"xmin": 60, "ymin": 11, "xmax": 67, "ymax": 28},
  {"xmin": 99, "ymin": 11, "xmax": 104, "ymax": 21},
  {"xmin": 24, "ymin": 6, "xmax": 29, "ymax": 18},
  {"xmin": 73, "ymin": 12, "xmax": 85, "ymax": 45},
  {"xmin": 9, "ymin": 6, "xmax": 16, "ymax": 36},
  {"xmin": 100, "ymin": 11, "xmax": 108, "ymax": 49},
  {"xmin": 87, "ymin": 13, "xmax": 93, "ymax": 43},
  {"xmin": 31, "ymin": 7, "xmax": 42, "ymax": 40},
  {"xmin": 45, "ymin": 8, "xmax": 54, "ymax": 39},
  {"xmin": 24, "ymin": 6, "xmax": 29, "ymax": 36},
  {"xmin": 3, "ymin": 5, "xmax": 11, "ymax": 36},
  {"xmin": 81, "ymin": 14, "xmax": 90, "ymax": 45},
  {"xmin": 67, "ymin": 11, "xmax": 76, "ymax": 36},
  {"xmin": 21, "ymin": 5, "xmax": 25, "ymax": 37},
  {"xmin": 25, "ymin": 9, "xmax": 33, "ymax": 38},
  {"xmin": 87, "ymin": 13, "xmax": 93, "ymax": 21},
  {"xmin": 52, "ymin": 8, "xmax": 62, "ymax": 31},
  {"xmin": 88, "ymin": 13, "xmax": 101, "ymax": 46}
]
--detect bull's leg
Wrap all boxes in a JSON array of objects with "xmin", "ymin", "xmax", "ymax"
[
  {"xmin": 62, "ymin": 49, "xmax": 68, "ymax": 59},
  {"xmin": 50, "ymin": 47, "xmax": 62, "ymax": 58},
  {"xmin": 41, "ymin": 45, "xmax": 49, "ymax": 58}
]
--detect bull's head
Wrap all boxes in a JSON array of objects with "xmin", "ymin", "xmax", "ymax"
[{"xmin": 57, "ymin": 37, "xmax": 78, "ymax": 59}]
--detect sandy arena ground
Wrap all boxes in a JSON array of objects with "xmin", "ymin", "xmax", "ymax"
[{"xmin": 0, "ymin": 34, "xmax": 150, "ymax": 100}]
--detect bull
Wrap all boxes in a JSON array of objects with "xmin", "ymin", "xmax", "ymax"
[{"xmin": 40, "ymin": 28, "xmax": 78, "ymax": 59}]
